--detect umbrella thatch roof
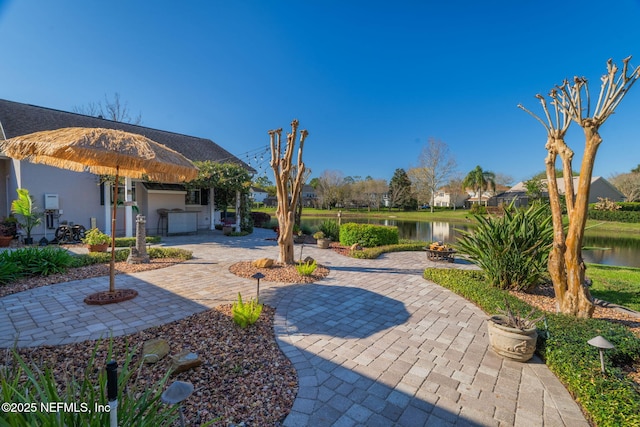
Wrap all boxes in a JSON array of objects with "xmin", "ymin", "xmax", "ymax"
[{"xmin": 0, "ymin": 127, "xmax": 199, "ymax": 182}]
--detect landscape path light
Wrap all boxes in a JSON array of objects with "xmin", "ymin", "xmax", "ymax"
[
  {"xmin": 161, "ymin": 380, "xmax": 194, "ymax": 427},
  {"xmin": 587, "ymin": 335, "xmax": 615, "ymax": 374},
  {"xmin": 106, "ymin": 360, "xmax": 118, "ymax": 427},
  {"xmin": 252, "ymin": 272, "xmax": 265, "ymax": 301}
]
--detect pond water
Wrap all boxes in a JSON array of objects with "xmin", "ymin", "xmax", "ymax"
[{"xmin": 301, "ymin": 217, "xmax": 640, "ymax": 268}]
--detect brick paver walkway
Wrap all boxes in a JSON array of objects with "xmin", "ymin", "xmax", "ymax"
[{"xmin": 0, "ymin": 229, "xmax": 588, "ymax": 426}]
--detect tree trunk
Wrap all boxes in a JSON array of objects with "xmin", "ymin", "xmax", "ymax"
[
  {"xmin": 546, "ymin": 136, "xmax": 595, "ymax": 318},
  {"xmin": 276, "ymin": 210, "xmax": 295, "ymax": 264},
  {"xmin": 520, "ymin": 56, "xmax": 639, "ymax": 318},
  {"xmin": 269, "ymin": 120, "xmax": 308, "ymax": 264}
]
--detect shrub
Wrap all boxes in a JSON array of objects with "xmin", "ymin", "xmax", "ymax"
[
  {"xmin": 319, "ymin": 219, "xmax": 340, "ymax": 241},
  {"xmin": 339, "ymin": 223, "xmax": 399, "ymax": 247},
  {"xmin": 250, "ymin": 211, "xmax": 271, "ymax": 228},
  {"xmin": 82, "ymin": 228, "xmax": 111, "ymax": 245},
  {"xmin": 456, "ymin": 203, "xmax": 553, "ymax": 291},
  {"xmin": 0, "ymin": 246, "xmax": 74, "ymax": 277},
  {"xmin": 587, "ymin": 209, "xmax": 640, "ymax": 223},
  {"xmin": 422, "ymin": 268, "xmax": 640, "ymax": 427},
  {"xmin": 232, "ymin": 293, "xmax": 263, "ymax": 328},
  {"xmin": 0, "ymin": 341, "xmax": 179, "ymax": 426},
  {"xmin": 71, "ymin": 249, "xmax": 130, "ymax": 267},
  {"xmin": 147, "ymin": 247, "xmax": 193, "ymax": 260},
  {"xmin": 114, "ymin": 236, "xmax": 161, "ymax": 247},
  {"xmin": 71, "ymin": 247, "xmax": 193, "ymax": 268},
  {"xmin": 0, "ymin": 256, "xmax": 22, "ymax": 284},
  {"xmin": 592, "ymin": 197, "xmax": 621, "ymax": 211},
  {"xmin": 350, "ymin": 241, "xmax": 426, "ymax": 259},
  {"xmin": 616, "ymin": 202, "xmax": 640, "ymax": 211},
  {"xmin": 296, "ymin": 260, "xmax": 317, "ymax": 276},
  {"xmin": 469, "ymin": 204, "xmax": 487, "ymax": 215}
]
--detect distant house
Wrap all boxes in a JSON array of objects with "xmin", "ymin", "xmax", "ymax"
[
  {"xmin": 0, "ymin": 99, "xmax": 251, "ymax": 238},
  {"xmin": 262, "ymin": 185, "xmax": 316, "ymax": 208},
  {"xmin": 464, "ymin": 191, "xmax": 496, "ymax": 207},
  {"xmin": 432, "ymin": 189, "xmax": 468, "ymax": 208},
  {"xmin": 301, "ymin": 185, "xmax": 317, "ymax": 207},
  {"xmin": 250, "ymin": 187, "xmax": 269, "ymax": 204},
  {"xmin": 497, "ymin": 176, "xmax": 624, "ymax": 207}
]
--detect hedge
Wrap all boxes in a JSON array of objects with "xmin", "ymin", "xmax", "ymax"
[
  {"xmin": 339, "ymin": 223, "xmax": 399, "ymax": 247},
  {"xmin": 587, "ymin": 210, "xmax": 640, "ymax": 223}
]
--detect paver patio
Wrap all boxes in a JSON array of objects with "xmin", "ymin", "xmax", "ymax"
[{"xmin": 0, "ymin": 229, "xmax": 588, "ymax": 426}]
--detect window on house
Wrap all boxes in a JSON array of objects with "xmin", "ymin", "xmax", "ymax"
[
  {"xmin": 186, "ymin": 188, "xmax": 209, "ymax": 205},
  {"xmin": 186, "ymin": 189, "xmax": 201, "ymax": 205},
  {"xmin": 100, "ymin": 183, "xmax": 137, "ymax": 205}
]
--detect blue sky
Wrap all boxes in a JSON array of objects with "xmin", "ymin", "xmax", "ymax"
[{"xmin": 1, "ymin": 0, "xmax": 639, "ymax": 185}]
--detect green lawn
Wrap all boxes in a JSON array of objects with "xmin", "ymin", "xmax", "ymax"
[
  {"xmin": 255, "ymin": 206, "xmax": 640, "ymax": 234},
  {"xmin": 587, "ymin": 264, "xmax": 640, "ymax": 312}
]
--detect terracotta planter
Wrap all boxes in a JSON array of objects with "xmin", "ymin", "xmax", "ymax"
[
  {"xmin": 0, "ymin": 236, "xmax": 13, "ymax": 247},
  {"xmin": 487, "ymin": 315, "xmax": 538, "ymax": 362},
  {"xmin": 316, "ymin": 238, "xmax": 330, "ymax": 249},
  {"xmin": 222, "ymin": 225, "xmax": 233, "ymax": 235},
  {"xmin": 87, "ymin": 243, "xmax": 109, "ymax": 253}
]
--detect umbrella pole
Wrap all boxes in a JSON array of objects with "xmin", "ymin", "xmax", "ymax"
[{"xmin": 109, "ymin": 167, "xmax": 119, "ymax": 293}]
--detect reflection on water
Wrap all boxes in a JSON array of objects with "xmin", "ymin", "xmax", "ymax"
[
  {"xmin": 301, "ymin": 217, "xmax": 640, "ymax": 268},
  {"xmin": 583, "ymin": 234, "xmax": 640, "ymax": 268}
]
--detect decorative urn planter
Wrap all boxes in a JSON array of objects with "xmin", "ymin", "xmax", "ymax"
[
  {"xmin": 0, "ymin": 235, "xmax": 13, "ymax": 247},
  {"xmin": 316, "ymin": 238, "xmax": 330, "ymax": 249},
  {"xmin": 487, "ymin": 315, "xmax": 538, "ymax": 362},
  {"xmin": 87, "ymin": 243, "xmax": 109, "ymax": 253}
]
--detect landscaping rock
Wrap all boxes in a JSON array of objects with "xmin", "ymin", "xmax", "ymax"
[
  {"xmin": 302, "ymin": 256, "xmax": 315, "ymax": 264},
  {"xmin": 170, "ymin": 350, "xmax": 202, "ymax": 374},
  {"xmin": 142, "ymin": 338, "xmax": 170, "ymax": 364},
  {"xmin": 350, "ymin": 243, "xmax": 363, "ymax": 251},
  {"xmin": 252, "ymin": 258, "xmax": 274, "ymax": 268}
]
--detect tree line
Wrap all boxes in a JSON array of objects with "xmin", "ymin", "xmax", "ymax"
[{"xmin": 254, "ymin": 138, "xmax": 513, "ymax": 211}]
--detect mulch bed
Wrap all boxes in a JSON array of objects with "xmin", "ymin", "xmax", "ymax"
[{"xmin": 13, "ymin": 306, "xmax": 297, "ymax": 426}]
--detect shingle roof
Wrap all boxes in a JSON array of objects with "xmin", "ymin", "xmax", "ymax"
[{"xmin": 0, "ymin": 99, "xmax": 252, "ymax": 170}]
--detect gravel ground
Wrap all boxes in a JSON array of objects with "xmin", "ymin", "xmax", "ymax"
[
  {"xmin": 13, "ymin": 305, "xmax": 297, "ymax": 426},
  {"xmin": 3, "ymin": 245, "xmax": 639, "ymax": 423}
]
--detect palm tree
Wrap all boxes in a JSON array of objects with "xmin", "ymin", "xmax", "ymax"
[{"xmin": 463, "ymin": 165, "xmax": 496, "ymax": 206}]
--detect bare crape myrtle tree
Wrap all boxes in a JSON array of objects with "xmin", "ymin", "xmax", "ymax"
[
  {"xmin": 519, "ymin": 57, "xmax": 639, "ymax": 318},
  {"xmin": 269, "ymin": 119, "xmax": 309, "ymax": 264}
]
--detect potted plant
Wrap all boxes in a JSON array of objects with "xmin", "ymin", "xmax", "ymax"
[
  {"xmin": 11, "ymin": 188, "xmax": 42, "ymax": 245},
  {"xmin": 0, "ymin": 217, "xmax": 17, "ymax": 247},
  {"xmin": 293, "ymin": 225, "xmax": 306, "ymax": 244},
  {"xmin": 82, "ymin": 228, "xmax": 111, "ymax": 252},
  {"xmin": 487, "ymin": 299, "xmax": 544, "ymax": 362},
  {"xmin": 313, "ymin": 231, "xmax": 330, "ymax": 249}
]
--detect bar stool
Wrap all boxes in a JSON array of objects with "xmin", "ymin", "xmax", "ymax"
[{"xmin": 157, "ymin": 209, "xmax": 169, "ymax": 235}]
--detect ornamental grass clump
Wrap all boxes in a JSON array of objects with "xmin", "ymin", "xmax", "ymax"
[
  {"xmin": 0, "ymin": 341, "xmax": 179, "ymax": 426},
  {"xmin": 456, "ymin": 203, "xmax": 553, "ymax": 291},
  {"xmin": 232, "ymin": 293, "xmax": 263, "ymax": 328},
  {"xmin": 296, "ymin": 259, "xmax": 317, "ymax": 276}
]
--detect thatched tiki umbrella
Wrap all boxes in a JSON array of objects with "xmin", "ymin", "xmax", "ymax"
[{"xmin": 0, "ymin": 127, "xmax": 198, "ymax": 303}]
